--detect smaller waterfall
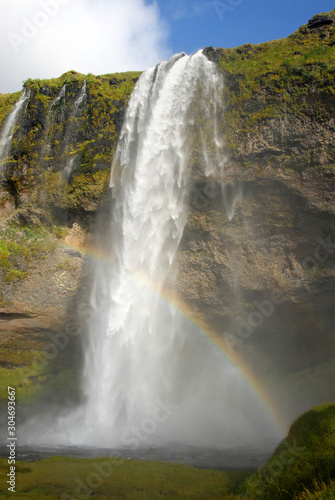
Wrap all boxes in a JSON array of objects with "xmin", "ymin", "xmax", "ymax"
[
  {"xmin": 73, "ymin": 80, "xmax": 87, "ymax": 116},
  {"xmin": 0, "ymin": 88, "xmax": 30, "ymax": 167},
  {"xmin": 40, "ymin": 85, "xmax": 67, "ymax": 163},
  {"xmin": 41, "ymin": 81, "xmax": 87, "ymax": 178},
  {"xmin": 50, "ymin": 84, "xmax": 66, "ymax": 111},
  {"xmin": 63, "ymin": 156, "xmax": 76, "ymax": 180},
  {"xmin": 63, "ymin": 80, "xmax": 87, "ymax": 179}
]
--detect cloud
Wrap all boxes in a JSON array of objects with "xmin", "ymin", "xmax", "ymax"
[
  {"xmin": 0, "ymin": 0, "xmax": 171, "ymax": 93},
  {"xmin": 166, "ymin": 0, "xmax": 212, "ymax": 20}
]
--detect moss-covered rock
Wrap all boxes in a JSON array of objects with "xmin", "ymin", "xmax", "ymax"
[
  {"xmin": 0, "ymin": 69, "xmax": 140, "ymax": 222},
  {"xmin": 203, "ymin": 8, "xmax": 335, "ymax": 171}
]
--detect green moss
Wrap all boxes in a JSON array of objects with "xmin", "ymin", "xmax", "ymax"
[
  {"xmin": 67, "ymin": 170, "xmax": 110, "ymax": 209},
  {"xmin": 56, "ymin": 259, "xmax": 76, "ymax": 271},
  {"xmin": 53, "ymin": 225, "xmax": 68, "ymax": 239},
  {"xmin": 42, "ymin": 169, "xmax": 110, "ymax": 210},
  {"xmin": 0, "ymin": 91, "xmax": 21, "ymax": 127},
  {"xmin": 218, "ymin": 16, "xmax": 335, "ymax": 99},
  {"xmin": 0, "ymin": 365, "xmax": 48, "ymax": 403},
  {"xmin": 1, "ymin": 69, "xmax": 140, "ymax": 211},
  {"xmin": 211, "ymin": 9, "xmax": 335, "ymax": 158},
  {"xmin": 4, "ymin": 269, "xmax": 29, "ymax": 282}
]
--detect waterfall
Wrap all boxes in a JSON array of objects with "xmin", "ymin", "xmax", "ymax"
[
  {"xmin": 50, "ymin": 83, "xmax": 66, "ymax": 111},
  {"xmin": 20, "ymin": 52, "xmax": 283, "ymax": 451},
  {"xmin": 73, "ymin": 80, "xmax": 87, "ymax": 115},
  {"xmin": 0, "ymin": 88, "xmax": 30, "ymax": 168},
  {"xmin": 76, "ymin": 51, "xmax": 281, "ymax": 449},
  {"xmin": 40, "ymin": 84, "xmax": 67, "ymax": 163},
  {"xmin": 41, "ymin": 81, "xmax": 87, "ymax": 178},
  {"xmin": 63, "ymin": 80, "xmax": 87, "ymax": 179}
]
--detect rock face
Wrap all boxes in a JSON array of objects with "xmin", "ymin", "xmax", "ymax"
[
  {"xmin": 0, "ymin": 10, "xmax": 335, "ymax": 423},
  {"xmin": 308, "ymin": 14, "xmax": 334, "ymax": 30},
  {"xmin": 0, "ymin": 71, "xmax": 139, "ymax": 223},
  {"xmin": 179, "ymin": 26, "xmax": 335, "ymax": 417}
]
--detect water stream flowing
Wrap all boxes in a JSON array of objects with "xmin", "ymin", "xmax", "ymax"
[
  {"xmin": 0, "ymin": 89, "xmax": 30, "ymax": 168},
  {"xmin": 63, "ymin": 80, "xmax": 87, "ymax": 179},
  {"xmin": 76, "ymin": 52, "xmax": 281, "ymax": 449},
  {"xmin": 20, "ymin": 52, "xmax": 283, "ymax": 453}
]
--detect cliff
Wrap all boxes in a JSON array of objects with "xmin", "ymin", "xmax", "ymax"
[{"xmin": 0, "ymin": 10, "xmax": 335, "ymax": 424}]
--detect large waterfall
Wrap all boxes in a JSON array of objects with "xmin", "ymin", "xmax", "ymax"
[
  {"xmin": 76, "ymin": 52, "xmax": 281, "ymax": 450},
  {"xmin": 20, "ymin": 52, "xmax": 282, "ymax": 452}
]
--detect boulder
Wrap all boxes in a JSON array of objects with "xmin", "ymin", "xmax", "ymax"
[{"xmin": 308, "ymin": 14, "xmax": 334, "ymax": 30}]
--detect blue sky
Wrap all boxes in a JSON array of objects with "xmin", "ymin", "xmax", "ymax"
[
  {"xmin": 0, "ymin": 0, "xmax": 334, "ymax": 93},
  {"xmin": 159, "ymin": 0, "xmax": 335, "ymax": 54}
]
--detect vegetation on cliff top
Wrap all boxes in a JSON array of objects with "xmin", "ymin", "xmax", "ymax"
[
  {"xmin": 217, "ymin": 11, "xmax": 335, "ymax": 98},
  {"xmin": 0, "ymin": 69, "xmax": 140, "ymax": 217},
  {"xmin": 203, "ymin": 9, "xmax": 335, "ymax": 155},
  {"xmin": 0, "ymin": 70, "xmax": 140, "ymax": 128},
  {"xmin": 0, "ymin": 10, "xmax": 334, "ymax": 212}
]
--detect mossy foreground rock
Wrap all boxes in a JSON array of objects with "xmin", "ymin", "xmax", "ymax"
[{"xmin": 246, "ymin": 403, "xmax": 335, "ymax": 499}]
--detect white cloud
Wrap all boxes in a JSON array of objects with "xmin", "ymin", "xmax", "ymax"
[
  {"xmin": 0, "ymin": 0, "xmax": 171, "ymax": 93},
  {"xmin": 166, "ymin": 0, "xmax": 212, "ymax": 20}
]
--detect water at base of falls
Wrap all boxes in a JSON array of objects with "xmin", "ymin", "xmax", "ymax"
[{"xmin": 19, "ymin": 52, "xmax": 283, "ymax": 452}]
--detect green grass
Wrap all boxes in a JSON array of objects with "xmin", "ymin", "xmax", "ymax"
[
  {"xmin": 297, "ymin": 481, "xmax": 335, "ymax": 499},
  {"xmin": 0, "ymin": 225, "xmax": 56, "ymax": 285},
  {"xmin": 217, "ymin": 10, "xmax": 335, "ymax": 100},
  {"xmin": 246, "ymin": 403, "xmax": 335, "ymax": 499},
  {"xmin": 0, "ymin": 92, "xmax": 21, "ymax": 127},
  {"xmin": 208, "ymin": 9, "xmax": 335, "ymax": 153},
  {"xmin": 23, "ymin": 69, "xmax": 141, "ymax": 102},
  {"xmin": 0, "ymin": 456, "xmax": 251, "ymax": 499}
]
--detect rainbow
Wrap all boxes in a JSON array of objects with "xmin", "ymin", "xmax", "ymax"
[{"xmin": 61, "ymin": 236, "xmax": 289, "ymax": 438}]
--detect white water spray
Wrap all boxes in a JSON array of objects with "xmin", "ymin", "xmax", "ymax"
[
  {"xmin": 50, "ymin": 84, "xmax": 66, "ymax": 111},
  {"xmin": 73, "ymin": 80, "xmax": 87, "ymax": 115},
  {"xmin": 20, "ymin": 53, "xmax": 283, "ymax": 451},
  {"xmin": 0, "ymin": 89, "xmax": 30, "ymax": 167},
  {"xmin": 76, "ymin": 52, "xmax": 281, "ymax": 449},
  {"xmin": 63, "ymin": 80, "xmax": 87, "ymax": 179}
]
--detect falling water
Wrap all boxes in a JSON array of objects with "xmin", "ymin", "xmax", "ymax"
[
  {"xmin": 73, "ymin": 80, "xmax": 87, "ymax": 114},
  {"xmin": 75, "ymin": 52, "xmax": 281, "ymax": 449},
  {"xmin": 50, "ymin": 83, "xmax": 66, "ymax": 111},
  {"xmin": 40, "ymin": 84, "xmax": 67, "ymax": 162},
  {"xmin": 0, "ymin": 88, "xmax": 30, "ymax": 167},
  {"xmin": 20, "ymin": 52, "xmax": 283, "ymax": 452},
  {"xmin": 41, "ymin": 81, "xmax": 87, "ymax": 177},
  {"xmin": 63, "ymin": 80, "xmax": 87, "ymax": 179}
]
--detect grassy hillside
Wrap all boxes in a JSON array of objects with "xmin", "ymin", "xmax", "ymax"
[
  {"xmin": 204, "ymin": 9, "xmax": 335, "ymax": 153},
  {"xmin": 246, "ymin": 403, "xmax": 335, "ymax": 499}
]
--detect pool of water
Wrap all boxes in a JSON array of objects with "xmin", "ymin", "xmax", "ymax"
[{"xmin": 0, "ymin": 443, "xmax": 273, "ymax": 470}]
